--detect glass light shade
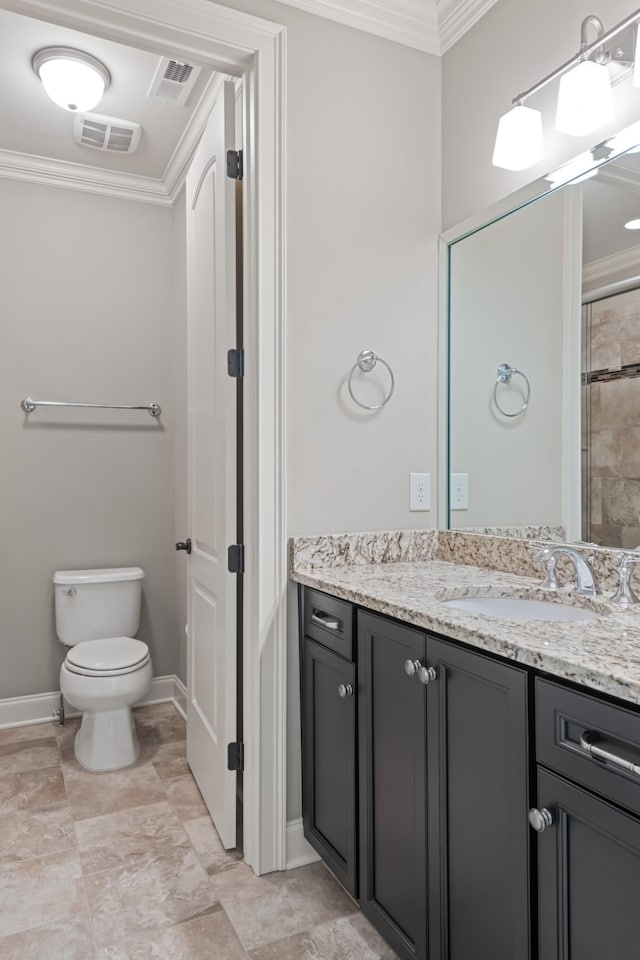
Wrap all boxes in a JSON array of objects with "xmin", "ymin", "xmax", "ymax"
[
  {"xmin": 33, "ymin": 49, "xmax": 109, "ymax": 113},
  {"xmin": 634, "ymin": 25, "xmax": 640, "ymax": 87},
  {"xmin": 625, "ymin": 219, "xmax": 640, "ymax": 230},
  {"xmin": 492, "ymin": 105, "xmax": 544, "ymax": 171},
  {"xmin": 555, "ymin": 60, "xmax": 613, "ymax": 137}
]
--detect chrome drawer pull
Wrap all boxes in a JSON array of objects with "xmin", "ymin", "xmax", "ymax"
[
  {"xmin": 311, "ymin": 611, "xmax": 342, "ymax": 632},
  {"xmin": 580, "ymin": 731, "xmax": 640, "ymax": 777}
]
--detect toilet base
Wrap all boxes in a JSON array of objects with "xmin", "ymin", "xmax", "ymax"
[{"xmin": 75, "ymin": 707, "xmax": 140, "ymax": 772}]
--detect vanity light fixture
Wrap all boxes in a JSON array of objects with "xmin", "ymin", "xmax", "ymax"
[
  {"xmin": 32, "ymin": 47, "xmax": 111, "ymax": 113},
  {"xmin": 493, "ymin": 8, "xmax": 640, "ymax": 171},
  {"xmin": 625, "ymin": 218, "xmax": 640, "ymax": 229},
  {"xmin": 545, "ymin": 151, "xmax": 600, "ymax": 187}
]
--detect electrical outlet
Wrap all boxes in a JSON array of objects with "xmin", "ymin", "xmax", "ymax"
[
  {"xmin": 410, "ymin": 473, "xmax": 431, "ymax": 511},
  {"xmin": 450, "ymin": 473, "xmax": 469, "ymax": 510}
]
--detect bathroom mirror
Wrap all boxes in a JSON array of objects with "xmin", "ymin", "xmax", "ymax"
[{"xmin": 442, "ymin": 121, "xmax": 640, "ymax": 548}]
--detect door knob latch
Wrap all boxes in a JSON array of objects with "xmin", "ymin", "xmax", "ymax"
[{"xmin": 176, "ymin": 539, "xmax": 192, "ymax": 555}]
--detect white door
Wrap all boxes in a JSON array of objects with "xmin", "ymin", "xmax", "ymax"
[{"xmin": 185, "ymin": 81, "xmax": 238, "ymax": 849}]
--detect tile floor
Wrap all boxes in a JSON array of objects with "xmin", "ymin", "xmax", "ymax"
[{"xmin": 0, "ymin": 702, "xmax": 398, "ymax": 959}]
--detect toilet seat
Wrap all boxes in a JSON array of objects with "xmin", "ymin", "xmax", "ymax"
[{"xmin": 65, "ymin": 637, "xmax": 150, "ymax": 678}]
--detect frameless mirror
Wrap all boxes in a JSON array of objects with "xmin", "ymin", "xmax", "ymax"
[{"xmin": 442, "ymin": 123, "xmax": 640, "ymax": 548}]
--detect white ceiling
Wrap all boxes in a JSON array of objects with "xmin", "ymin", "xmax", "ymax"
[{"xmin": 0, "ymin": 6, "xmax": 217, "ymax": 200}]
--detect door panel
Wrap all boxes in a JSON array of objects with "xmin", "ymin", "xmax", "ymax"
[
  {"xmin": 358, "ymin": 611, "xmax": 427, "ymax": 960},
  {"xmin": 185, "ymin": 81, "xmax": 237, "ymax": 849},
  {"xmin": 427, "ymin": 637, "xmax": 530, "ymax": 960},
  {"xmin": 537, "ymin": 768, "xmax": 640, "ymax": 960}
]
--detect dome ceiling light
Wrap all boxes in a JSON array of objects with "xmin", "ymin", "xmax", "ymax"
[{"xmin": 32, "ymin": 46, "xmax": 111, "ymax": 113}]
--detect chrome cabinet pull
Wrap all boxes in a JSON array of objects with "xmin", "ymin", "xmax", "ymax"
[
  {"xmin": 404, "ymin": 660, "xmax": 437, "ymax": 684},
  {"xmin": 417, "ymin": 666, "xmax": 437, "ymax": 685},
  {"xmin": 580, "ymin": 731, "xmax": 640, "ymax": 777},
  {"xmin": 311, "ymin": 611, "xmax": 342, "ymax": 632},
  {"xmin": 528, "ymin": 808, "xmax": 553, "ymax": 832},
  {"xmin": 338, "ymin": 683, "xmax": 354, "ymax": 699},
  {"xmin": 404, "ymin": 659, "xmax": 421, "ymax": 677}
]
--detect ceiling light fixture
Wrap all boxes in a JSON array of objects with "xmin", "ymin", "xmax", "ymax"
[
  {"xmin": 625, "ymin": 218, "xmax": 640, "ymax": 230},
  {"xmin": 492, "ymin": 8, "xmax": 640, "ymax": 172},
  {"xmin": 32, "ymin": 47, "xmax": 111, "ymax": 113}
]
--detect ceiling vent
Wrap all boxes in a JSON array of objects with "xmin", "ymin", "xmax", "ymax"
[
  {"xmin": 148, "ymin": 56, "xmax": 201, "ymax": 107},
  {"xmin": 73, "ymin": 113, "xmax": 141, "ymax": 154}
]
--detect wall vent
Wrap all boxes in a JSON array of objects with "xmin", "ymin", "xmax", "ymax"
[
  {"xmin": 73, "ymin": 114, "xmax": 141, "ymax": 154},
  {"xmin": 148, "ymin": 56, "xmax": 201, "ymax": 106}
]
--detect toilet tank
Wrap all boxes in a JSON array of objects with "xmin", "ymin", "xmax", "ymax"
[{"xmin": 53, "ymin": 567, "xmax": 144, "ymax": 646}]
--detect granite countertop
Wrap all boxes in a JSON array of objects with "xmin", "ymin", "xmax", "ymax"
[{"xmin": 290, "ymin": 531, "xmax": 640, "ymax": 708}]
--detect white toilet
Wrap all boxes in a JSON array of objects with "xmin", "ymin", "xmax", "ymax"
[{"xmin": 54, "ymin": 566, "xmax": 152, "ymax": 772}]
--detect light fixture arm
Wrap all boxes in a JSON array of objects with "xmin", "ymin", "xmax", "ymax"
[{"xmin": 512, "ymin": 7, "xmax": 640, "ymax": 107}]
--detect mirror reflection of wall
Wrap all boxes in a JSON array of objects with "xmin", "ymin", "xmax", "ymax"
[
  {"xmin": 447, "ymin": 139, "xmax": 640, "ymax": 549},
  {"xmin": 582, "ymin": 157, "xmax": 640, "ymax": 547}
]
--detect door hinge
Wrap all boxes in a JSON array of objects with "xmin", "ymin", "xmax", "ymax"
[
  {"xmin": 227, "ymin": 741, "xmax": 244, "ymax": 771},
  {"xmin": 227, "ymin": 348, "xmax": 244, "ymax": 378},
  {"xmin": 226, "ymin": 149, "xmax": 243, "ymax": 180},
  {"xmin": 228, "ymin": 544, "xmax": 245, "ymax": 574}
]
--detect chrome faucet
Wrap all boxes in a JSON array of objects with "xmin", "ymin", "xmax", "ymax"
[
  {"xmin": 611, "ymin": 555, "xmax": 640, "ymax": 609},
  {"xmin": 538, "ymin": 546, "xmax": 599, "ymax": 597}
]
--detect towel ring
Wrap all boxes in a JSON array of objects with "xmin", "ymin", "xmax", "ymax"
[
  {"xmin": 348, "ymin": 350, "xmax": 395, "ymax": 411},
  {"xmin": 493, "ymin": 363, "xmax": 531, "ymax": 418}
]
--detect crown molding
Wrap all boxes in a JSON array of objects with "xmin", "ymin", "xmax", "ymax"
[
  {"xmin": 0, "ymin": 147, "xmax": 172, "ymax": 204},
  {"xmin": 597, "ymin": 159, "xmax": 640, "ymax": 196},
  {"xmin": 583, "ymin": 242, "xmax": 640, "ymax": 292},
  {"xmin": 163, "ymin": 72, "xmax": 226, "ymax": 203},
  {"xmin": 271, "ymin": 0, "xmax": 440, "ymax": 54},
  {"xmin": 437, "ymin": 0, "xmax": 499, "ymax": 54}
]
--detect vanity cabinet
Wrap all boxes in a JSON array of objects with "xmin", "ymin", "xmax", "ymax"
[
  {"xmin": 299, "ymin": 588, "xmax": 532, "ymax": 960},
  {"xmin": 534, "ymin": 680, "xmax": 640, "ymax": 960}
]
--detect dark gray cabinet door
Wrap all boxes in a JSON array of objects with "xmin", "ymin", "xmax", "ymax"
[
  {"xmin": 537, "ymin": 767, "xmax": 640, "ymax": 960},
  {"xmin": 302, "ymin": 638, "xmax": 357, "ymax": 896},
  {"xmin": 358, "ymin": 611, "xmax": 428, "ymax": 960},
  {"xmin": 426, "ymin": 637, "xmax": 530, "ymax": 960}
]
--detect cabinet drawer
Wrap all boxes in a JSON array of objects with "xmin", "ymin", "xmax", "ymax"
[
  {"xmin": 303, "ymin": 587, "xmax": 354, "ymax": 660},
  {"xmin": 536, "ymin": 678, "xmax": 640, "ymax": 817}
]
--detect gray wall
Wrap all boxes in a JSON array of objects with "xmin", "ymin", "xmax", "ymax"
[
  {"xmin": 442, "ymin": 0, "xmax": 640, "ymax": 230},
  {"xmin": 0, "ymin": 178, "xmax": 181, "ymax": 698}
]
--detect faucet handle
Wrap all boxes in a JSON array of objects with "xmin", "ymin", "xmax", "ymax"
[
  {"xmin": 611, "ymin": 554, "xmax": 640, "ymax": 608},
  {"xmin": 537, "ymin": 547, "xmax": 559, "ymax": 591}
]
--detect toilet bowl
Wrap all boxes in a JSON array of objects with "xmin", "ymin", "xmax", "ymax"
[{"xmin": 54, "ymin": 567, "xmax": 152, "ymax": 772}]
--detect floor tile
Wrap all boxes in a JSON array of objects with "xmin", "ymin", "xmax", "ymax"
[
  {"xmin": 95, "ymin": 909, "xmax": 248, "ymax": 960},
  {"xmin": 75, "ymin": 800, "xmax": 191, "ymax": 876},
  {"xmin": 0, "ymin": 738, "xmax": 60, "ymax": 775},
  {"xmin": 133, "ymin": 704, "xmax": 186, "ymax": 746},
  {"xmin": 213, "ymin": 862, "xmax": 357, "ymax": 951},
  {"xmin": 247, "ymin": 914, "xmax": 398, "ymax": 960},
  {"xmin": 0, "ymin": 851, "xmax": 87, "ymax": 938},
  {"xmin": 0, "ymin": 722, "xmax": 62, "ymax": 748},
  {"xmin": 163, "ymin": 774, "xmax": 208, "ymax": 822},
  {"xmin": 0, "ymin": 805, "xmax": 76, "ymax": 865},
  {"xmin": 0, "ymin": 767, "xmax": 67, "ymax": 815},
  {"xmin": 184, "ymin": 816, "xmax": 242, "ymax": 875},
  {"xmin": 86, "ymin": 847, "xmax": 219, "ymax": 951},
  {"xmin": 63, "ymin": 757, "xmax": 167, "ymax": 822},
  {"xmin": 0, "ymin": 914, "xmax": 96, "ymax": 960},
  {"xmin": 140, "ymin": 739, "xmax": 190, "ymax": 781}
]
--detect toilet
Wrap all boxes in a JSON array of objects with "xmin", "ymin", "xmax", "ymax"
[{"xmin": 54, "ymin": 566, "xmax": 152, "ymax": 772}]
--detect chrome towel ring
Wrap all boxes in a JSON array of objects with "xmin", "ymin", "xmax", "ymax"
[
  {"xmin": 493, "ymin": 363, "xmax": 531, "ymax": 418},
  {"xmin": 348, "ymin": 350, "xmax": 395, "ymax": 411}
]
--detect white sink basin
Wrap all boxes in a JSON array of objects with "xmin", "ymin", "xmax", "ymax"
[{"xmin": 441, "ymin": 596, "xmax": 603, "ymax": 622}]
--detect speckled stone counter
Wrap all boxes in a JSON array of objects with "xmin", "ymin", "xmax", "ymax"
[{"xmin": 290, "ymin": 530, "xmax": 640, "ymax": 708}]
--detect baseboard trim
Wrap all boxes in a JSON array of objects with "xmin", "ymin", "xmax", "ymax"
[
  {"xmin": 0, "ymin": 675, "xmax": 185, "ymax": 730},
  {"xmin": 286, "ymin": 818, "xmax": 320, "ymax": 870}
]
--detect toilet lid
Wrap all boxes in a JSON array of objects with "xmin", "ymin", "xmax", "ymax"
[{"xmin": 66, "ymin": 637, "xmax": 149, "ymax": 676}]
